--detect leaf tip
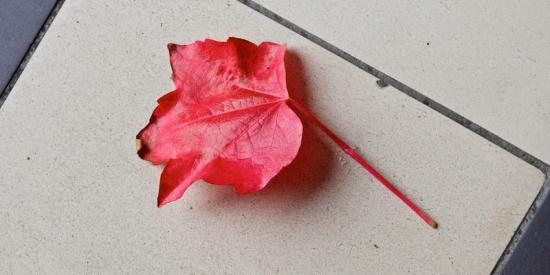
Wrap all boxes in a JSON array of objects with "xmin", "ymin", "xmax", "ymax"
[
  {"xmin": 167, "ymin": 43, "xmax": 177, "ymax": 53},
  {"xmin": 157, "ymin": 200, "xmax": 165, "ymax": 208},
  {"xmin": 135, "ymin": 138, "xmax": 142, "ymax": 152},
  {"xmin": 157, "ymin": 195, "xmax": 171, "ymax": 208},
  {"xmin": 136, "ymin": 139, "xmax": 151, "ymax": 160}
]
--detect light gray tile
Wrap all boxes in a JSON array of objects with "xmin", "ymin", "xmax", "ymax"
[{"xmin": 255, "ymin": 0, "xmax": 550, "ymax": 164}]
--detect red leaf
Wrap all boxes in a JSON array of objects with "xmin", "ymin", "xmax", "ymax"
[
  {"xmin": 137, "ymin": 38, "xmax": 302, "ymax": 207},
  {"xmin": 138, "ymin": 37, "xmax": 437, "ymax": 229}
]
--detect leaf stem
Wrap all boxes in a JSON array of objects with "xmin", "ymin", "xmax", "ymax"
[{"xmin": 288, "ymin": 98, "xmax": 437, "ymax": 229}]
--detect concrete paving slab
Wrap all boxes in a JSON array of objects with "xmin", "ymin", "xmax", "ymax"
[
  {"xmin": 254, "ymin": 0, "xmax": 550, "ymax": 165},
  {"xmin": 0, "ymin": 0, "xmax": 57, "ymax": 92},
  {"xmin": 0, "ymin": 0, "xmax": 544, "ymax": 274}
]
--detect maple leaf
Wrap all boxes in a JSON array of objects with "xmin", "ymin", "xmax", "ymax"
[
  {"xmin": 137, "ymin": 38, "xmax": 302, "ymax": 207},
  {"xmin": 137, "ymin": 37, "xmax": 437, "ymax": 229}
]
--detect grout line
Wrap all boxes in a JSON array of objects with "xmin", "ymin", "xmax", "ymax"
[
  {"xmin": 0, "ymin": 0, "xmax": 66, "ymax": 109},
  {"xmin": 236, "ymin": 0, "xmax": 550, "ymax": 274}
]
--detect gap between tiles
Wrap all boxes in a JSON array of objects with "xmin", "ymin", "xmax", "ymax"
[
  {"xmin": 0, "ymin": 0, "xmax": 65, "ymax": 109},
  {"xmin": 235, "ymin": 0, "xmax": 550, "ymax": 274}
]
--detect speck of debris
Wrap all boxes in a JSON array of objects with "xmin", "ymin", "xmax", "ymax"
[
  {"xmin": 76, "ymin": 20, "xmax": 79, "ymax": 23},
  {"xmin": 26, "ymin": 157, "xmax": 30, "ymax": 160},
  {"xmin": 427, "ymin": 42, "xmax": 430, "ymax": 46},
  {"xmin": 189, "ymin": 206, "xmax": 193, "ymax": 210},
  {"xmin": 374, "ymin": 244, "xmax": 379, "ymax": 249},
  {"xmin": 376, "ymin": 79, "xmax": 389, "ymax": 88}
]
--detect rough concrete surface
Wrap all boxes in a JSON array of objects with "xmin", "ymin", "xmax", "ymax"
[{"xmin": 254, "ymin": 0, "xmax": 550, "ymax": 165}]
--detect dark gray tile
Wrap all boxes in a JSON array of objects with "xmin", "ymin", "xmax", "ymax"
[
  {"xmin": 502, "ymin": 185, "xmax": 550, "ymax": 275},
  {"xmin": 0, "ymin": 0, "xmax": 57, "ymax": 92}
]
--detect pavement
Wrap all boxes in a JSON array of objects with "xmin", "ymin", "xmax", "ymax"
[{"xmin": 0, "ymin": 1, "xmax": 548, "ymax": 274}]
